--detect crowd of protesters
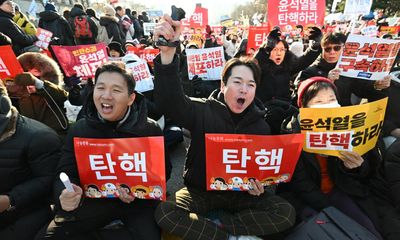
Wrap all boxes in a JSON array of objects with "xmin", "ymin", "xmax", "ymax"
[{"xmin": 1, "ymin": 0, "xmax": 400, "ymax": 239}]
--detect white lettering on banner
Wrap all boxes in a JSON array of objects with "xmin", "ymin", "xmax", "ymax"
[
  {"xmin": 306, "ymin": 131, "xmax": 354, "ymax": 151},
  {"xmin": 254, "ymin": 148, "xmax": 283, "ymax": 173},
  {"xmin": 278, "ymin": 0, "xmax": 318, "ymax": 25},
  {"xmin": 73, "ymin": 50, "xmax": 107, "ymax": 77},
  {"xmin": 118, "ymin": 152, "xmax": 148, "ymax": 182},
  {"xmin": 255, "ymin": 33, "xmax": 268, "ymax": 47},
  {"xmin": 89, "ymin": 154, "xmax": 117, "ymax": 180},
  {"xmin": 0, "ymin": 58, "xmax": 10, "ymax": 76},
  {"xmin": 191, "ymin": 12, "xmax": 203, "ymax": 24}
]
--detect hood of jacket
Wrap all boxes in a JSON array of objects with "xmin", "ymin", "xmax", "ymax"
[
  {"xmin": 38, "ymin": 10, "xmax": 61, "ymax": 21},
  {"xmin": 83, "ymin": 91, "xmax": 151, "ymax": 134},
  {"xmin": 99, "ymin": 15, "xmax": 118, "ymax": 26},
  {"xmin": 70, "ymin": 7, "xmax": 85, "ymax": 18}
]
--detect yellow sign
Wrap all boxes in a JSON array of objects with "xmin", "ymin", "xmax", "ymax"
[{"xmin": 299, "ymin": 98, "xmax": 387, "ymax": 157}]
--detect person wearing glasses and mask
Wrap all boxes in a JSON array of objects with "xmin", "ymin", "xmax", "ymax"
[{"xmin": 296, "ymin": 32, "xmax": 390, "ymax": 106}]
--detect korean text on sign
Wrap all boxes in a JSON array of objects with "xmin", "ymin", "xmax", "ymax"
[
  {"xmin": 126, "ymin": 60, "xmax": 153, "ymax": 93},
  {"xmin": 205, "ymin": 134, "xmax": 304, "ymax": 191},
  {"xmin": 35, "ymin": 28, "xmax": 53, "ymax": 50},
  {"xmin": 51, "ymin": 44, "xmax": 108, "ymax": 78},
  {"xmin": 74, "ymin": 137, "xmax": 166, "ymax": 201},
  {"xmin": 0, "ymin": 45, "xmax": 23, "ymax": 78},
  {"xmin": 337, "ymin": 34, "xmax": 400, "ymax": 80},
  {"xmin": 299, "ymin": 98, "xmax": 387, "ymax": 157},
  {"xmin": 186, "ymin": 46, "xmax": 225, "ymax": 80}
]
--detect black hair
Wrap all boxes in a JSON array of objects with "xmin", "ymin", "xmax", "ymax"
[
  {"xmin": 302, "ymin": 81, "xmax": 339, "ymax": 107},
  {"xmin": 221, "ymin": 57, "xmax": 261, "ymax": 86},
  {"xmin": 94, "ymin": 62, "xmax": 135, "ymax": 95},
  {"xmin": 214, "ymin": 177, "xmax": 226, "ymax": 184},
  {"xmin": 321, "ymin": 31, "xmax": 347, "ymax": 47},
  {"xmin": 73, "ymin": 3, "xmax": 84, "ymax": 10},
  {"xmin": 115, "ymin": 6, "xmax": 123, "ymax": 12}
]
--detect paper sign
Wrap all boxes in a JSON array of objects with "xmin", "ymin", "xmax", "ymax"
[
  {"xmin": 337, "ymin": 34, "xmax": 400, "ymax": 80},
  {"xmin": 247, "ymin": 26, "xmax": 270, "ymax": 54},
  {"xmin": 205, "ymin": 134, "xmax": 304, "ymax": 191},
  {"xmin": 299, "ymin": 98, "xmax": 387, "ymax": 157},
  {"xmin": 344, "ymin": 0, "xmax": 373, "ymax": 16},
  {"xmin": 143, "ymin": 23, "xmax": 156, "ymax": 36},
  {"xmin": 52, "ymin": 44, "xmax": 108, "ymax": 78},
  {"xmin": 189, "ymin": 6, "xmax": 208, "ymax": 28},
  {"xmin": 74, "ymin": 137, "xmax": 166, "ymax": 201},
  {"xmin": 186, "ymin": 46, "xmax": 225, "ymax": 80},
  {"xmin": 35, "ymin": 28, "xmax": 53, "ymax": 49},
  {"xmin": 126, "ymin": 60, "xmax": 153, "ymax": 93},
  {"xmin": 0, "ymin": 45, "xmax": 23, "ymax": 79}
]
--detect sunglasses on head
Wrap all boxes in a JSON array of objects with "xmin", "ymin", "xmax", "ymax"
[{"xmin": 323, "ymin": 45, "xmax": 342, "ymax": 52}]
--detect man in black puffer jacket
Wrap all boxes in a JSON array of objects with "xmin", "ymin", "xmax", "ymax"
[
  {"xmin": 0, "ymin": 80, "xmax": 62, "ymax": 240},
  {"xmin": 37, "ymin": 62, "xmax": 169, "ymax": 240},
  {"xmin": 0, "ymin": 0, "xmax": 38, "ymax": 55},
  {"xmin": 38, "ymin": 3, "xmax": 75, "ymax": 46}
]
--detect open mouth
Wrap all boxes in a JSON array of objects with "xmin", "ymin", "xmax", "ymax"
[
  {"xmin": 101, "ymin": 103, "xmax": 113, "ymax": 113},
  {"xmin": 237, "ymin": 98, "xmax": 245, "ymax": 106}
]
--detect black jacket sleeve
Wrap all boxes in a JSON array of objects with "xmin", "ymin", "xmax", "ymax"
[{"xmin": 5, "ymin": 20, "xmax": 38, "ymax": 47}]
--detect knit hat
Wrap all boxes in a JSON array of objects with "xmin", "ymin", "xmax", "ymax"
[
  {"xmin": 45, "ymin": 2, "xmax": 56, "ymax": 12},
  {"xmin": 108, "ymin": 41, "xmax": 125, "ymax": 56},
  {"xmin": 103, "ymin": 4, "xmax": 116, "ymax": 17},
  {"xmin": 297, "ymin": 77, "xmax": 336, "ymax": 108}
]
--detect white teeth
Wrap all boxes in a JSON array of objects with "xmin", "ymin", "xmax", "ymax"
[{"xmin": 102, "ymin": 104, "xmax": 111, "ymax": 107}]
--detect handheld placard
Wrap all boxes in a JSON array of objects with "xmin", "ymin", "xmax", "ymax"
[{"xmin": 60, "ymin": 172, "xmax": 74, "ymax": 192}]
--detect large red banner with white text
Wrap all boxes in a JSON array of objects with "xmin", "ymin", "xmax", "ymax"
[
  {"xmin": 0, "ymin": 45, "xmax": 23, "ymax": 79},
  {"xmin": 74, "ymin": 137, "xmax": 166, "ymax": 201},
  {"xmin": 247, "ymin": 26, "xmax": 270, "ymax": 54},
  {"xmin": 205, "ymin": 134, "xmax": 304, "ymax": 191}
]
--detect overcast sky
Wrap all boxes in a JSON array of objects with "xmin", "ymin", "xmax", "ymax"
[{"xmin": 142, "ymin": 0, "xmax": 252, "ymax": 24}]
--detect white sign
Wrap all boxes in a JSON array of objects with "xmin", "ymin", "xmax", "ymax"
[
  {"xmin": 186, "ymin": 46, "xmax": 225, "ymax": 81},
  {"xmin": 126, "ymin": 60, "xmax": 153, "ymax": 93},
  {"xmin": 344, "ymin": 0, "xmax": 373, "ymax": 16},
  {"xmin": 143, "ymin": 23, "xmax": 156, "ymax": 36}
]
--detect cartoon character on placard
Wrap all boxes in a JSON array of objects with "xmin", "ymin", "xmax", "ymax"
[
  {"xmin": 210, "ymin": 177, "xmax": 228, "ymax": 190},
  {"xmin": 228, "ymin": 177, "xmax": 243, "ymax": 191},
  {"xmin": 243, "ymin": 177, "xmax": 257, "ymax": 190},
  {"xmin": 118, "ymin": 183, "xmax": 133, "ymax": 196},
  {"xmin": 101, "ymin": 183, "xmax": 118, "ymax": 198},
  {"xmin": 85, "ymin": 184, "xmax": 102, "ymax": 198},
  {"xmin": 275, "ymin": 173, "xmax": 290, "ymax": 184},
  {"xmin": 131, "ymin": 185, "xmax": 149, "ymax": 199},
  {"xmin": 261, "ymin": 176, "xmax": 277, "ymax": 186},
  {"xmin": 149, "ymin": 186, "xmax": 163, "ymax": 200}
]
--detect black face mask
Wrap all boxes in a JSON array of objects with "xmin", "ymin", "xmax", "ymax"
[{"xmin": 231, "ymin": 39, "xmax": 237, "ymax": 44}]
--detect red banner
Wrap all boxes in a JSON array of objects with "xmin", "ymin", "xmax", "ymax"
[
  {"xmin": 0, "ymin": 45, "xmax": 23, "ymax": 79},
  {"xmin": 189, "ymin": 6, "xmax": 208, "ymax": 28},
  {"xmin": 51, "ymin": 44, "xmax": 108, "ymax": 78},
  {"xmin": 247, "ymin": 26, "xmax": 270, "ymax": 54},
  {"xmin": 268, "ymin": 0, "xmax": 325, "ymax": 29},
  {"xmin": 74, "ymin": 137, "xmax": 166, "ymax": 201},
  {"xmin": 205, "ymin": 134, "xmax": 304, "ymax": 191},
  {"xmin": 126, "ymin": 47, "xmax": 159, "ymax": 67}
]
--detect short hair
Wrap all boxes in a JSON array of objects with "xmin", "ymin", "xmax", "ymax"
[
  {"xmin": 94, "ymin": 62, "xmax": 135, "ymax": 95},
  {"xmin": 301, "ymin": 81, "xmax": 338, "ymax": 107},
  {"xmin": 221, "ymin": 57, "xmax": 261, "ymax": 86},
  {"xmin": 73, "ymin": 3, "xmax": 84, "ymax": 10},
  {"xmin": 115, "ymin": 6, "xmax": 123, "ymax": 12},
  {"xmin": 321, "ymin": 31, "xmax": 347, "ymax": 47}
]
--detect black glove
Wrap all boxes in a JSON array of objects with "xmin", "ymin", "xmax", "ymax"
[
  {"xmin": 191, "ymin": 75, "xmax": 204, "ymax": 97},
  {"xmin": 221, "ymin": 26, "xmax": 227, "ymax": 35},
  {"xmin": 263, "ymin": 28, "xmax": 282, "ymax": 54},
  {"xmin": 308, "ymin": 26, "xmax": 322, "ymax": 42}
]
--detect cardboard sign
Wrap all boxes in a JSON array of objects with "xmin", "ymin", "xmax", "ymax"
[
  {"xmin": 246, "ymin": 26, "xmax": 270, "ymax": 54},
  {"xmin": 143, "ymin": 23, "xmax": 156, "ymax": 36},
  {"xmin": 268, "ymin": 0, "xmax": 325, "ymax": 30},
  {"xmin": 299, "ymin": 98, "xmax": 387, "ymax": 157},
  {"xmin": 0, "ymin": 45, "xmax": 23, "ymax": 79},
  {"xmin": 126, "ymin": 60, "xmax": 153, "ymax": 93},
  {"xmin": 205, "ymin": 134, "xmax": 304, "ymax": 191},
  {"xmin": 52, "ymin": 44, "xmax": 108, "ymax": 78},
  {"xmin": 343, "ymin": 0, "xmax": 373, "ymax": 16},
  {"xmin": 35, "ymin": 28, "xmax": 53, "ymax": 49},
  {"xmin": 337, "ymin": 34, "xmax": 400, "ymax": 80},
  {"xmin": 186, "ymin": 46, "xmax": 225, "ymax": 80},
  {"xmin": 74, "ymin": 137, "xmax": 166, "ymax": 201}
]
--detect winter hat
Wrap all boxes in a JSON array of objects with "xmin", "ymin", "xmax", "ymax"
[
  {"xmin": 122, "ymin": 53, "xmax": 141, "ymax": 64},
  {"xmin": 108, "ymin": 41, "xmax": 125, "ymax": 56},
  {"xmin": 103, "ymin": 4, "xmax": 116, "ymax": 17},
  {"xmin": 297, "ymin": 77, "xmax": 336, "ymax": 108},
  {"xmin": 45, "ymin": 2, "xmax": 56, "ymax": 12}
]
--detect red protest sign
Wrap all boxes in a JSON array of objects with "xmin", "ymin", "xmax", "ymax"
[
  {"xmin": 126, "ymin": 47, "xmax": 159, "ymax": 67},
  {"xmin": 247, "ymin": 26, "xmax": 270, "ymax": 54},
  {"xmin": 0, "ymin": 45, "xmax": 23, "ymax": 79},
  {"xmin": 74, "ymin": 137, "xmax": 166, "ymax": 201},
  {"xmin": 51, "ymin": 44, "xmax": 108, "ymax": 78},
  {"xmin": 205, "ymin": 134, "xmax": 304, "ymax": 191},
  {"xmin": 35, "ymin": 28, "xmax": 53, "ymax": 50},
  {"xmin": 268, "ymin": 0, "xmax": 325, "ymax": 29},
  {"xmin": 190, "ymin": 6, "xmax": 208, "ymax": 28}
]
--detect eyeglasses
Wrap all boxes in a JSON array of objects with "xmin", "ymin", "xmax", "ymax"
[{"xmin": 323, "ymin": 45, "xmax": 343, "ymax": 53}]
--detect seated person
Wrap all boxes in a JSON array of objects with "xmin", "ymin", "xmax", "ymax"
[
  {"xmin": 153, "ymin": 15, "xmax": 295, "ymax": 239},
  {"xmin": 281, "ymin": 77, "xmax": 383, "ymax": 239},
  {"xmin": 0, "ymin": 80, "xmax": 61, "ymax": 240},
  {"xmin": 36, "ymin": 62, "xmax": 165, "ymax": 240}
]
